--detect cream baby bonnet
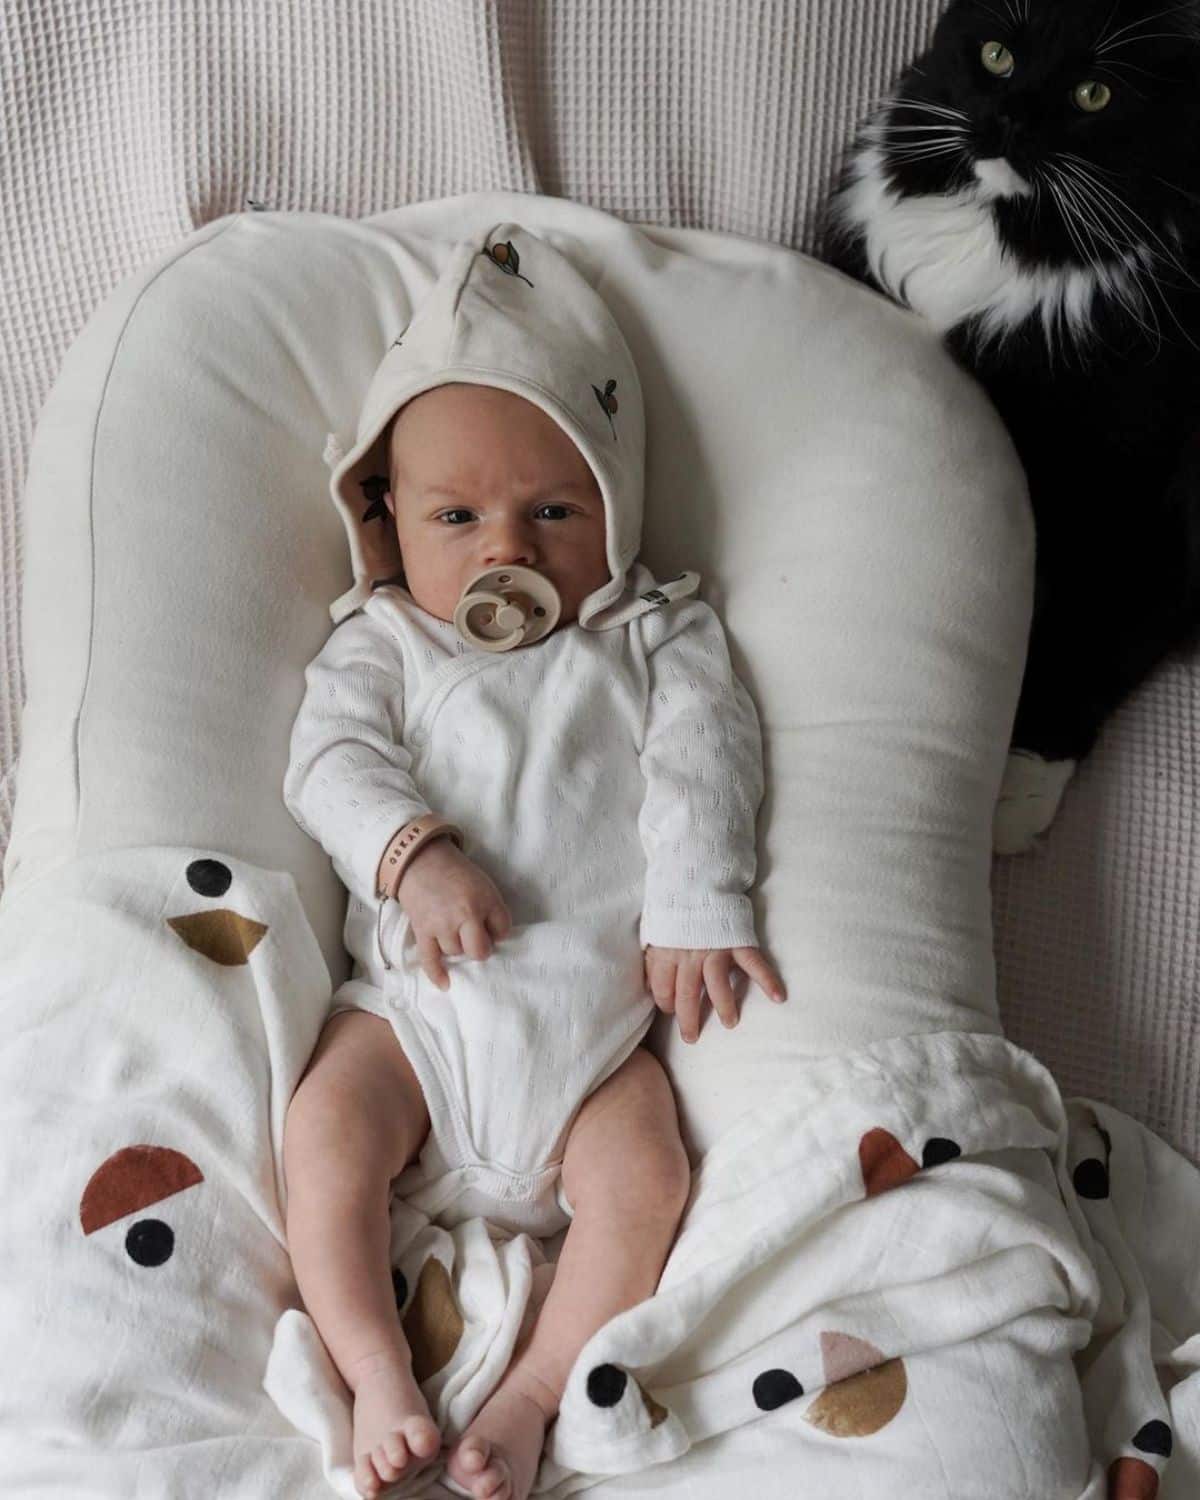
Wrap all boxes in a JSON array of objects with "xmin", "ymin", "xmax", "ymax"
[{"xmin": 323, "ymin": 221, "xmax": 698, "ymax": 628}]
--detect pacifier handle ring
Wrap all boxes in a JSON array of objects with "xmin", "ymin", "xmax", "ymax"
[
  {"xmin": 453, "ymin": 589, "xmax": 526, "ymax": 651},
  {"xmin": 453, "ymin": 564, "xmax": 562, "ymax": 651}
]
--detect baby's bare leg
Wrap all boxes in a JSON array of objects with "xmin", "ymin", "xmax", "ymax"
[
  {"xmin": 446, "ymin": 1046, "xmax": 692, "ymax": 1500},
  {"xmin": 284, "ymin": 1010, "xmax": 440, "ymax": 1499}
]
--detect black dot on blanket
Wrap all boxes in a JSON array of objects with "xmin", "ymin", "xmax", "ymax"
[
  {"xmin": 125, "ymin": 1218, "xmax": 174, "ymax": 1267},
  {"xmin": 587, "ymin": 1364, "xmax": 627, "ymax": 1407},
  {"xmin": 1073, "ymin": 1158, "xmax": 1110, "ymax": 1199},
  {"xmin": 392, "ymin": 1268, "xmax": 408, "ymax": 1310},
  {"xmin": 186, "ymin": 859, "xmax": 232, "ymax": 898},
  {"xmin": 752, "ymin": 1369, "xmax": 804, "ymax": 1411},
  {"xmin": 921, "ymin": 1138, "xmax": 962, "ymax": 1169},
  {"xmin": 1133, "ymin": 1420, "xmax": 1172, "ymax": 1458}
]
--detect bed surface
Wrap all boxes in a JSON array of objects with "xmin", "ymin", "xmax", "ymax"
[{"xmin": 3, "ymin": 0, "xmax": 1197, "ymax": 1159}]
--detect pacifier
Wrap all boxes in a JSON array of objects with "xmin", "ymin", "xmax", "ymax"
[{"xmin": 453, "ymin": 565, "xmax": 562, "ymax": 652}]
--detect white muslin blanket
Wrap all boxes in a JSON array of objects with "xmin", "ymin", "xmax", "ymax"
[{"xmin": 2, "ymin": 847, "xmax": 1199, "ymax": 1499}]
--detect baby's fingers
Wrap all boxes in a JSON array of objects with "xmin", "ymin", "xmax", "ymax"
[
  {"xmin": 486, "ymin": 902, "xmax": 513, "ymax": 943},
  {"xmin": 674, "ymin": 953, "xmax": 706, "ymax": 1044},
  {"xmin": 459, "ymin": 919, "xmax": 493, "ymax": 962},
  {"xmin": 703, "ymin": 952, "xmax": 740, "ymax": 1030},
  {"xmin": 645, "ymin": 954, "xmax": 677, "ymax": 1013},
  {"xmin": 733, "ymin": 947, "xmax": 787, "ymax": 1002},
  {"xmin": 417, "ymin": 934, "xmax": 450, "ymax": 991}
]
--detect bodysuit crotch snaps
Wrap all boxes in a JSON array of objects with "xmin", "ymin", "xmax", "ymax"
[{"xmin": 453, "ymin": 566, "xmax": 562, "ymax": 652}]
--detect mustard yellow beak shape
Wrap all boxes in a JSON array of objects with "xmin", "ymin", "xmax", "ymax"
[
  {"xmin": 167, "ymin": 909, "xmax": 268, "ymax": 966},
  {"xmin": 402, "ymin": 1256, "xmax": 465, "ymax": 1383},
  {"xmin": 805, "ymin": 1356, "xmax": 908, "ymax": 1438}
]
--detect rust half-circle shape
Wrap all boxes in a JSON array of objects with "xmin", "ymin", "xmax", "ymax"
[
  {"xmin": 81, "ymin": 1145, "xmax": 204, "ymax": 1234},
  {"xmin": 1108, "ymin": 1457, "xmax": 1159, "ymax": 1499},
  {"xmin": 858, "ymin": 1128, "xmax": 919, "ymax": 1197}
]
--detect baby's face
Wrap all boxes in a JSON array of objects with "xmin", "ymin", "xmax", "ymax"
[{"xmin": 385, "ymin": 384, "xmax": 610, "ymax": 628}]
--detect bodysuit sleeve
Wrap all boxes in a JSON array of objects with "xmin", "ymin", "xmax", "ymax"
[
  {"xmin": 636, "ymin": 598, "xmax": 763, "ymax": 951},
  {"xmin": 283, "ymin": 610, "xmax": 433, "ymax": 907}
]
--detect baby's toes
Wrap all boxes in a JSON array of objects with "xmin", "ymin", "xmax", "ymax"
[
  {"xmin": 353, "ymin": 1453, "xmax": 382, "ymax": 1499},
  {"xmin": 454, "ymin": 1436, "xmax": 490, "ymax": 1475},
  {"xmin": 450, "ymin": 1436, "xmax": 506, "ymax": 1496},
  {"xmin": 474, "ymin": 1454, "xmax": 513, "ymax": 1499},
  {"xmin": 402, "ymin": 1415, "xmax": 441, "ymax": 1460},
  {"xmin": 373, "ymin": 1441, "xmax": 404, "ymax": 1483},
  {"xmin": 473, "ymin": 1469, "xmax": 510, "ymax": 1500}
]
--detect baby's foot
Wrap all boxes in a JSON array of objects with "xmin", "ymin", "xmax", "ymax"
[
  {"xmin": 445, "ymin": 1370, "xmax": 555, "ymax": 1500},
  {"xmin": 348, "ymin": 1349, "xmax": 442, "ymax": 1499}
]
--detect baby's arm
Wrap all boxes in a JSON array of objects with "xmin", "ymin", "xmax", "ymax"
[
  {"xmin": 636, "ymin": 598, "xmax": 784, "ymax": 1040},
  {"xmin": 284, "ymin": 614, "xmax": 435, "ymax": 908},
  {"xmin": 284, "ymin": 613, "xmax": 510, "ymax": 982}
]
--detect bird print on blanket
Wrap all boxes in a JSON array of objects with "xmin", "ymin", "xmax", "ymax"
[
  {"xmin": 80, "ymin": 1145, "xmax": 206, "ymax": 1269},
  {"xmin": 166, "ymin": 858, "xmax": 268, "ymax": 966}
]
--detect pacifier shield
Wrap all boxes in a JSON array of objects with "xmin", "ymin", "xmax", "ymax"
[{"xmin": 453, "ymin": 565, "xmax": 562, "ymax": 651}]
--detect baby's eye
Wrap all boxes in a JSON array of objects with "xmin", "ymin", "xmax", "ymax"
[
  {"xmin": 534, "ymin": 503, "xmax": 573, "ymax": 521},
  {"xmin": 438, "ymin": 508, "xmax": 477, "ymax": 525}
]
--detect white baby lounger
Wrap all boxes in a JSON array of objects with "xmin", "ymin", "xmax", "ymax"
[{"xmin": 11, "ymin": 195, "xmax": 1183, "ymax": 1500}]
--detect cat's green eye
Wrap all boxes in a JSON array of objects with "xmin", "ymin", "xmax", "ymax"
[
  {"xmin": 1073, "ymin": 80, "xmax": 1112, "ymax": 113},
  {"xmin": 981, "ymin": 41, "xmax": 1015, "ymax": 77}
]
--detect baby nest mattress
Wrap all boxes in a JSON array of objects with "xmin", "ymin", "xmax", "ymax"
[{"xmin": 5, "ymin": 189, "xmax": 1033, "ymax": 1127}]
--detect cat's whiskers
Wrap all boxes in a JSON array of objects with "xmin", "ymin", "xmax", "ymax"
[
  {"xmin": 1050, "ymin": 175, "xmax": 1162, "ymax": 352},
  {"xmin": 886, "ymin": 145, "xmax": 969, "ymax": 167},
  {"xmin": 1154, "ymin": 175, "xmax": 1200, "ymax": 209},
  {"xmin": 1053, "ymin": 160, "xmax": 1200, "ymax": 353},
  {"xmin": 1095, "ymin": 1, "xmax": 1198, "ymax": 54},
  {"xmin": 976, "ymin": 3, "xmax": 1016, "ymax": 32},
  {"xmin": 1093, "ymin": 0, "xmax": 1124, "ymax": 52},
  {"xmin": 1047, "ymin": 165, "xmax": 1167, "ymax": 351},
  {"xmin": 1092, "ymin": 61, "xmax": 1151, "ymax": 101},
  {"xmin": 869, "ymin": 101, "xmax": 972, "ymax": 171},
  {"xmin": 886, "ymin": 96, "xmax": 970, "ymax": 123},
  {"xmin": 875, "ymin": 124, "xmax": 970, "ymax": 134},
  {"xmin": 866, "ymin": 114, "xmax": 969, "ymax": 169},
  {"xmin": 1101, "ymin": 32, "xmax": 1200, "ymax": 54},
  {"xmin": 1058, "ymin": 154, "xmax": 1199, "ymax": 289}
]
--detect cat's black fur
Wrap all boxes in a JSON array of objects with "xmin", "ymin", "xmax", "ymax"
[{"xmin": 823, "ymin": 0, "xmax": 1200, "ymax": 764}]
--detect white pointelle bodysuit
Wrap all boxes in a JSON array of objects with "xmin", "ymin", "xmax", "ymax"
[
  {"xmin": 286, "ymin": 219, "xmax": 765, "ymax": 1238},
  {"xmin": 284, "ymin": 573, "xmax": 762, "ymax": 1239}
]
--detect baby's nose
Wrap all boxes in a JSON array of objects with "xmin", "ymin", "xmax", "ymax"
[{"xmin": 481, "ymin": 522, "xmax": 538, "ymax": 567}]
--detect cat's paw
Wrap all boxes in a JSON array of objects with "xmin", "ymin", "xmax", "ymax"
[{"xmin": 992, "ymin": 750, "xmax": 1077, "ymax": 855}]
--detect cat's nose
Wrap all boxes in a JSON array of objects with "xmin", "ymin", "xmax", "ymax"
[{"xmin": 977, "ymin": 113, "xmax": 1022, "ymax": 158}]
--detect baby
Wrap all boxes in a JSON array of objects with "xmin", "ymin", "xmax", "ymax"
[{"xmin": 282, "ymin": 224, "xmax": 784, "ymax": 1500}]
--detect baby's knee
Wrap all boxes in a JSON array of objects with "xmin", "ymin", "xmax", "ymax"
[
  {"xmin": 284, "ymin": 1066, "xmax": 377, "ymax": 1185},
  {"xmin": 564, "ymin": 1051, "xmax": 692, "ymax": 1217},
  {"xmin": 284, "ymin": 1016, "xmax": 427, "ymax": 1187}
]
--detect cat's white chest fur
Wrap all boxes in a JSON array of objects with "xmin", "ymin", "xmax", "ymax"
[{"xmin": 833, "ymin": 143, "xmax": 1127, "ymax": 346}]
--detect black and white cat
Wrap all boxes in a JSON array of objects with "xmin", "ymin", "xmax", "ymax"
[{"xmin": 824, "ymin": 0, "xmax": 1200, "ymax": 851}]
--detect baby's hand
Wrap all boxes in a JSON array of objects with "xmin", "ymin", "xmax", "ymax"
[
  {"xmin": 644, "ymin": 945, "xmax": 786, "ymax": 1044},
  {"xmin": 396, "ymin": 838, "xmax": 512, "ymax": 991}
]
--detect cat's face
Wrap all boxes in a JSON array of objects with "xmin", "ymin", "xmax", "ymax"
[{"xmin": 877, "ymin": 0, "xmax": 1200, "ymax": 268}]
